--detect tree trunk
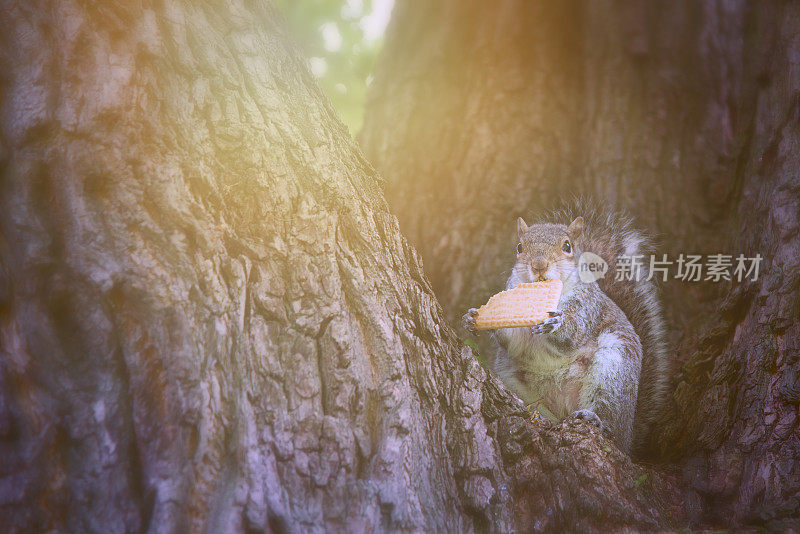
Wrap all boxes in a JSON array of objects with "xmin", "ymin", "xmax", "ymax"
[
  {"xmin": 362, "ymin": 0, "xmax": 800, "ymax": 529},
  {"xmin": 0, "ymin": 1, "xmax": 692, "ymax": 533}
]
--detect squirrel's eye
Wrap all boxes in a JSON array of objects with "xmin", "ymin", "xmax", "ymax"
[
  {"xmin": 516, "ymin": 243, "xmax": 523, "ymax": 254},
  {"xmin": 562, "ymin": 240, "xmax": 572, "ymax": 254}
]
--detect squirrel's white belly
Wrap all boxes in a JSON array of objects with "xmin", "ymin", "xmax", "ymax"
[{"xmin": 495, "ymin": 328, "xmax": 592, "ymax": 420}]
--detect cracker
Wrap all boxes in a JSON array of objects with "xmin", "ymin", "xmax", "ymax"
[{"xmin": 474, "ymin": 279, "xmax": 562, "ymax": 330}]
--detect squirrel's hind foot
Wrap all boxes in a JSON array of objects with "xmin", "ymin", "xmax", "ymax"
[{"xmin": 569, "ymin": 409, "xmax": 603, "ymax": 430}]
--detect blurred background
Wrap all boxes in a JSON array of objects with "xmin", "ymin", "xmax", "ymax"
[{"xmin": 276, "ymin": 0, "xmax": 394, "ymax": 134}]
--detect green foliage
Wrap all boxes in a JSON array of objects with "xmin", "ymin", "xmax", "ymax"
[{"xmin": 275, "ymin": 0, "xmax": 384, "ymax": 135}]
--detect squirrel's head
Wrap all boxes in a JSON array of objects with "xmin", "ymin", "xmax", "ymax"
[{"xmin": 512, "ymin": 216, "xmax": 584, "ymax": 291}]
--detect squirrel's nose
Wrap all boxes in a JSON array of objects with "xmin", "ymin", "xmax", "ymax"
[{"xmin": 532, "ymin": 258, "xmax": 549, "ymax": 273}]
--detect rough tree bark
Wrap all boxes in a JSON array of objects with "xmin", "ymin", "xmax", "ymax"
[
  {"xmin": 0, "ymin": 1, "xmax": 691, "ymax": 533},
  {"xmin": 362, "ymin": 0, "xmax": 800, "ymax": 529}
]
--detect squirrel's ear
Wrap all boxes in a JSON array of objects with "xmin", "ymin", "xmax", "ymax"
[
  {"xmin": 568, "ymin": 216, "xmax": 584, "ymax": 237},
  {"xmin": 517, "ymin": 217, "xmax": 528, "ymax": 239}
]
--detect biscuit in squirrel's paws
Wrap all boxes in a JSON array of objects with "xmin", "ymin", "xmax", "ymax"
[{"xmin": 474, "ymin": 279, "xmax": 562, "ymax": 330}]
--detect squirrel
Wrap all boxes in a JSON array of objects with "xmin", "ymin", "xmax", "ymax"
[{"xmin": 463, "ymin": 202, "xmax": 670, "ymax": 456}]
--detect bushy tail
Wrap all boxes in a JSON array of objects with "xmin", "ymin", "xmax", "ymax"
[{"xmin": 544, "ymin": 198, "xmax": 672, "ymax": 456}]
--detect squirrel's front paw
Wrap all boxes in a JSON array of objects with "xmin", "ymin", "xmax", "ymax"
[
  {"xmin": 569, "ymin": 409, "xmax": 603, "ymax": 430},
  {"xmin": 462, "ymin": 308, "xmax": 479, "ymax": 333},
  {"xmin": 530, "ymin": 311, "xmax": 563, "ymax": 335}
]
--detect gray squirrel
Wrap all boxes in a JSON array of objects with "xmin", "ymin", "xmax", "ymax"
[{"xmin": 463, "ymin": 203, "xmax": 670, "ymax": 455}]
